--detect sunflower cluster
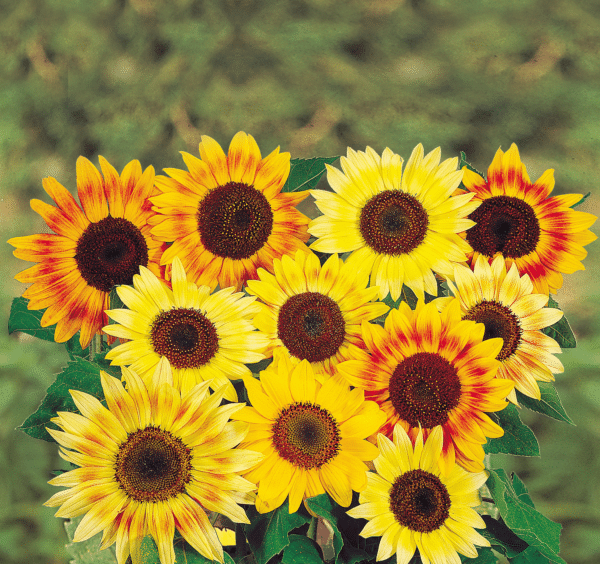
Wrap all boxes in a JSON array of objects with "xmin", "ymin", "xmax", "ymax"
[{"xmin": 8, "ymin": 133, "xmax": 596, "ymax": 564}]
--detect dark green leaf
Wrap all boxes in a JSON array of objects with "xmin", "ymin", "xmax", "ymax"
[
  {"xmin": 64, "ymin": 515, "xmax": 118, "ymax": 563},
  {"xmin": 282, "ymin": 157, "xmax": 340, "ymax": 192},
  {"xmin": 516, "ymin": 383, "xmax": 574, "ymax": 425},
  {"xmin": 108, "ymin": 285, "xmax": 126, "ymax": 311},
  {"xmin": 509, "ymin": 546, "xmax": 552, "ymax": 563},
  {"xmin": 570, "ymin": 191, "xmax": 591, "ymax": 208},
  {"xmin": 487, "ymin": 469, "xmax": 565, "ymax": 564},
  {"xmin": 484, "ymin": 404, "xmax": 540, "ymax": 457},
  {"xmin": 541, "ymin": 296, "xmax": 576, "ymax": 349},
  {"xmin": 17, "ymin": 356, "xmax": 119, "ymax": 442},
  {"xmin": 245, "ymin": 358, "xmax": 273, "ymax": 375},
  {"xmin": 242, "ymin": 499, "xmax": 310, "ymax": 564},
  {"xmin": 383, "ymin": 285, "xmax": 419, "ymax": 311},
  {"xmin": 138, "ymin": 535, "xmax": 236, "ymax": 563},
  {"xmin": 282, "ymin": 535, "xmax": 323, "ymax": 564},
  {"xmin": 511, "ymin": 473, "xmax": 535, "ymax": 508},
  {"xmin": 460, "ymin": 546, "xmax": 497, "ymax": 563},
  {"xmin": 304, "ymin": 494, "xmax": 344, "ymax": 564},
  {"xmin": 458, "ymin": 151, "xmax": 484, "ymax": 177}
]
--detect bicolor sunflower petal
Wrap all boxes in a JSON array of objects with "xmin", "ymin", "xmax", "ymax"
[
  {"xmin": 347, "ymin": 425, "xmax": 490, "ymax": 564},
  {"xmin": 460, "ymin": 143, "xmax": 597, "ymax": 295},
  {"xmin": 103, "ymin": 256, "xmax": 268, "ymax": 401},
  {"xmin": 246, "ymin": 250, "xmax": 389, "ymax": 381},
  {"xmin": 149, "ymin": 132, "xmax": 311, "ymax": 291},
  {"xmin": 309, "ymin": 145, "xmax": 479, "ymax": 302},
  {"xmin": 433, "ymin": 255, "xmax": 564, "ymax": 402},
  {"xmin": 337, "ymin": 301, "xmax": 513, "ymax": 472},
  {"xmin": 232, "ymin": 350, "xmax": 386, "ymax": 513},
  {"xmin": 44, "ymin": 360, "xmax": 262, "ymax": 564},
  {"xmin": 8, "ymin": 157, "xmax": 165, "ymax": 348}
]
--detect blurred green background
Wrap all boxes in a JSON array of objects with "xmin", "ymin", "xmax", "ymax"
[{"xmin": 1, "ymin": 0, "xmax": 599, "ymax": 562}]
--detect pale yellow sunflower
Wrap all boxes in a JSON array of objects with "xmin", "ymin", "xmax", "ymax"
[
  {"xmin": 309, "ymin": 145, "xmax": 479, "ymax": 301},
  {"xmin": 232, "ymin": 349, "xmax": 387, "ymax": 513},
  {"xmin": 245, "ymin": 250, "xmax": 389, "ymax": 381},
  {"xmin": 103, "ymin": 257, "xmax": 268, "ymax": 401},
  {"xmin": 433, "ymin": 255, "xmax": 564, "ymax": 402},
  {"xmin": 44, "ymin": 359, "xmax": 262, "ymax": 564},
  {"xmin": 337, "ymin": 301, "xmax": 514, "ymax": 474},
  {"xmin": 8, "ymin": 157, "xmax": 165, "ymax": 348},
  {"xmin": 148, "ymin": 131, "xmax": 311, "ymax": 291},
  {"xmin": 347, "ymin": 425, "xmax": 490, "ymax": 564},
  {"xmin": 460, "ymin": 143, "xmax": 597, "ymax": 295}
]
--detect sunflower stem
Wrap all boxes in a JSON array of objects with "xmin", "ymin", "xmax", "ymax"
[
  {"xmin": 307, "ymin": 516, "xmax": 318, "ymax": 541},
  {"xmin": 90, "ymin": 333, "xmax": 102, "ymax": 361}
]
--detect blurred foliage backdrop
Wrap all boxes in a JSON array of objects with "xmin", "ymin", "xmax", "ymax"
[{"xmin": 1, "ymin": 0, "xmax": 599, "ymax": 562}]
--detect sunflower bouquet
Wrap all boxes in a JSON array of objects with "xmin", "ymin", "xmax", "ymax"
[{"xmin": 7, "ymin": 132, "xmax": 596, "ymax": 564}]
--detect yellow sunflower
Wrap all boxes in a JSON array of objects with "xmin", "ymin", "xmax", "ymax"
[
  {"xmin": 433, "ymin": 256, "xmax": 564, "ymax": 402},
  {"xmin": 232, "ymin": 350, "xmax": 387, "ymax": 513},
  {"xmin": 103, "ymin": 257, "xmax": 268, "ymax": 401},
  {"xmin": 148, "ymin": 131, "xmax": 311, "ymax": 292},
  {"xmin": 460, "ymin": 143, "xmax": 597, "ymax": 295},
  {"xmin": 337, "ymin": 301, "xmax": 514, "ymax": 474},
  {"xmin": 347, "ymin": 425, "xmax": 490, "ymax": 564},
  {"xmin": 308, "ymin": 145, "xmax": 479, "ymax": 302},
  {"xmin": 44, "ymin": 359, "xmax": 262, "ymax": 564},
  {"xmin": 8, "ymin": 157, "xmax": 165, "ymax": 348},
  {"xmin": 245, "ymin": 250, "xmax": 389, "ymax": 381}
]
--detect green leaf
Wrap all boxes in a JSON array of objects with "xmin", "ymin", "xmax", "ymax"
[
  {"xmin": 509, "ymin": 546, "xmax": 552, "ymax": 563},
  {"xmin": 17, "ymin": 356, "xmax": 119, "ymax": 442},
  {"xmin": 541, "ymin": 296, "xmax": 576, "ymax": 348},
  {"xmin": 282, "ymin": 156, "xmax": 339, "ymax": 192},
  {"xmin": 487, "ymin": 469, "xmax": 565, "ymax": 564},
  {"xmin": 480, "ymin": 515, "xmax": 528, "ymax": 559},
  {"xmin": 460, "ymin": 546, "xmax": 497, "ymax": 563},
  {"xmin": 242, "ymin": 499, "xmax": 310, "ymax": 564},
  {"xmin": 570, "ymin": 191, "xmax": 591, "ymax": 208},
  {"xmin": 9, "ymin": 297, "xmax": 91, "ymax": 359},
  {"xmin": 516, "ymin": 383, "xmax": 574, "ymax": 425},
  {"xmin": 458, "ymin": 151, "xmax": 484, "ymax": 178},
  {"xmin": 484, "ymin": 404, "xmax": 540, "ymax": 457},
  {"xmin": 282, "ymin": 535, "xmax": 323, "ymax": 564},
  {"xmin": 64, "ymin": 515, "xmax": 118, "ymax": 563},
  {"xmin": 383, "ymin": 285, "xmax": 419, "ymax": 311}
]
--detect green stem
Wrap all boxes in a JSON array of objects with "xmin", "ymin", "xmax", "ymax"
[
  {"xmin": 307, "ymin": 516, "xmax": 318, "ymax": 541},
  {"xmin": 90, "ymin": 333, "xmax": 102, "ymax": 361}
]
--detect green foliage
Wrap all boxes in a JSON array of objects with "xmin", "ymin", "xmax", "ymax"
[
  {"xmin": 510, "ymin": 546, "xmax": 552, "ymax": 563},
  {"xmin": 460, "ymin": 547, "xmax": 498, "ymax": 563},
  {"xmin": 282, "ymin": 535, "xmax": 323, "ymax": 564},
  {"xmin": 282, "ymin": 157, "xmax": 339, "ymax": 192},
  {"xmin": 242, "ymin": 499, "xmax": 310, "ymax": 564},
  {"xmin": 64, "ymin": 516, "xmax": 117, "ymax": 563},
  {"xmin": 487, "ymin": 470, "xmax": 565, "ymax": 564},
  {"xmin": 485, "ymin": 404, "xmax": 540, "ymax": 457},
  {"xmin": 570, "ymin": 192, "xmax": 591, "ymax": 208},
  {"xmin": 542, "ymin": 297, "xmax": 576, "ymax": 349},
  {"xmin": 17, "ymin": 356, "xmax": 119, "ymax": 442},
  {"xmin": 516, "ymin": 383, "xmax": 574, "ymax": 425},
  {"xmin": 459, "ymin": 151, "xmax": 485, "ymax": 178}
]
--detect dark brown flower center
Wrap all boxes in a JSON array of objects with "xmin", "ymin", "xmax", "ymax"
[
  {"xmin": 388, "ymin": 352, "xmax": 461, "ymax": 428},
  {"xmin": 277, "ymin": 293, "xmax": 346, "ymax": 363},
  {"xmin": 115, "ymin": 426, "xmax": 192, "ymax": 502},
  {"xmin": 359, "ymin": 191, "xmax": 429, "ymax": 255},
  {"xmin": 197, "ymin": 182, "xmax": 273, "ymax": 260},
  {"xmin": 75, "ymin": 217, "xmax": 149, "ymax": 293},
  {"xmin": 272, "ymin": 403, "xmax": 340, "ymax": 469},
  {"xmin": 389, "ymin": 469, "xmax": 451, "ymax": 532},
  {"xmin": 466, "ymin": 196, "xmax": 540, "ymax": 259},
  {"xmin": 464, "ymin": 301, "xmax": 522, "ymax": 361},
  {"xmin": 150, "ymin": 308, "xmax": 219, "ymax": 368}
]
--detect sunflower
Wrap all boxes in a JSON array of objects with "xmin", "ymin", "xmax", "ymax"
[
  {"xmin": 231, "ymin": 349, "xmax": 387, "ymax": 513},
  {"xmin": 44, "ymin": 359, "xmax": 262, "ymax": 564},
  {"xmin": 433, "ymin": 256, "xmax": 564, "ymax": 402},
  {"xmin": 460, "ymin": 143, "xmax": 597, "ymax": 295},
  {"xmin": 347, "ymin": 425, "xmax": 490, "ymax": 564},
  {"xmin": 8, "ymin": 157, "xmax": 165, "ymax": 348},
  {"xmin": 245, "ymin": 250, "xmax": 389, "ymax": 381},
  {"xmin": 103, "ymin": 256, "xmax": 268, "ymax": 401},
  {"xmin": 308, "ymin": 145, "xmax": 479, "ymax": 302},
  {"xmin": 337, "ymin": 301, "xmax": 514, "ymax": 473},
  {"xmin": 148, "ymin": 131, "xmax": 311, "ymax": 292}
]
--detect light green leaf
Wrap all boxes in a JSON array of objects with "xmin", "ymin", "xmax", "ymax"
[
  {"xmin": 487, "ymin": 469, "xmax": 565, "ymax": 564},
  {"xmin": 541, "ymin": 296, "xmax": 576, "ymax": 349},
  {"xmin": 282, "ymin": 156, "xmax": 339, "ymax": 192},
  {"xmin": 516, "ymin": 383, "xmax": 574, "ymax": 425},
  {"xmin": 484, "ymin": 404, "xmax": 540, "ymax": 457},
  {"xmin": 64, "ymin": 516, "xmax": 117, "ymax": 563}
]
